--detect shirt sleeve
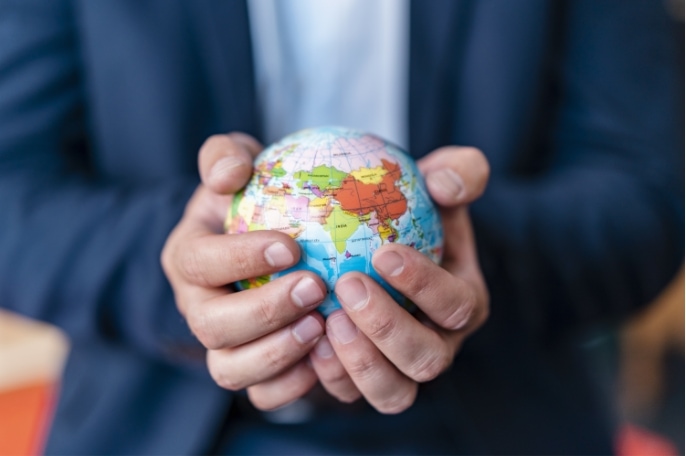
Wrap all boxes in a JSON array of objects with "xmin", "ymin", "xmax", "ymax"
[
  {"xmin": 0, "ymin": 1, "xmax": 205, "ymax": 368},
  {"xmin": 470, "ymin": 0, "xmax": 684, "ymax": 341}
]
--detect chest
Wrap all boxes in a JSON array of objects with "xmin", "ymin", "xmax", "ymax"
[{"xmin": 74, "ymin": 0, "xmax": 561, "ymax": 182}]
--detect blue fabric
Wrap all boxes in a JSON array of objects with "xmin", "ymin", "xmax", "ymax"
[{"xmin": 0, "ymin": 0, "xmax": 682, "ymax": 454}]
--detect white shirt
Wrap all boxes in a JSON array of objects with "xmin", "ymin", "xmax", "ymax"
[{"xmin": 248, "ymin": 0, "xmax": 409, "ymax": 149}]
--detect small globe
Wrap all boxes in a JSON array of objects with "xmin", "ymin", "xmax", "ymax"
[{"xmin": 226, "ymin": 126, "xmax": 444, "ymax": 316}]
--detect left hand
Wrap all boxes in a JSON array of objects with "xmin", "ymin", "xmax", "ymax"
[{"xmin": 309, "ymin": 146, "xmax": 490, "ymax": 413}]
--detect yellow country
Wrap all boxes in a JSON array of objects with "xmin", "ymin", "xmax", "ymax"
[{"xmin": 350, "ymin": 166, "xmax": 387, "ymax": 185}]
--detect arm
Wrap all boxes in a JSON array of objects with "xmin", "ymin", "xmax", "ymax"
[
  {"xmin": 0, "ymin": 1, "xmax": 201, "ymax": 365},
  {"xmin": 470, "ymin": 0, "xmax": 683, "ymax": 340}
]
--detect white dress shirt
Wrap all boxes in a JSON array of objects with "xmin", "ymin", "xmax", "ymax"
[{"xmin": 248, "ymin": 0, "xmax": 409, "ymax": 149}]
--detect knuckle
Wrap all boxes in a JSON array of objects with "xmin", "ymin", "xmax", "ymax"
[
  {"xmin": 463, "ymin": 146, "xmax": 490, "ymax": 182},
  {"xmin": 226, "ymin": 132, "xmax": 250, "ymax": 148},
  {"xmin": 186, "ymin": 308, "xmax": 223, "ymax": 350},
  {"xmin": 227, "ymin": 132, "xmax": 262, "ymax": 155},
  {"xmin": 401, "ymin": 271, "xmax": 432, "ymax": 301},
  {"xmin": 461, "ymin": 145, "xmax": 482, "ymax": 158},
  {"xmin": 320, "ymin": 366, "xmax": 350, "ymax": 386},
  {"xmin": 345, "ymin": 352, "xmax": 378, "ymax": 380},
  {"xmin": 180, "ymin": 243, "xmax": 212, "ymax": 287},
  {"xmin": 198, "ymin": 135, "xmax": 229, "ymax": 167},
  {"xmin": 262, "ymin": 342, "xmax": 289, "ymax": 374},
  {"xmin": 160, "ymin": 229, "xmax": 185, "ymax": 280},
  {"xmin": 481, "ymin": 158, "xmax": 491, "ymax": 182},
  {"xmin": 407, "ymin": 347, "xmax": 452, "ymax": 383},
  {"xmin": 216, "ymin": 373, "xmax": 245, "ymax": 391},
  {"xmin": 248, "ymin": 393, "xmax": 276, "ymax": 411},
  {"xmin": 475, "ymin": 302, "xmax": 490, "ymax": 328},
  {"xmin": 202, "ymin": 134, "xmax": 229, "ymax": 151},
  {"xmin": 444, "ymin": 288, "xmax": 477, "ymax": 329},
  {"xmin": 208, "ymin": 355, "xmax": 245, "ymax": 391},
  {"xmin": 326, "ymin": 383, "xmax": 361, "ymax": 404},
  {"xmin": 376, "ymin": 387, "xmax": 417, "ymax": 415},
  {"xmin": 255, "ymin": 295, "xmax": 280, "ymax": 329},
  {"xmin": 336, "ymin": 391, "xmax": 362, "ymax": 404},
  {"xmin": 232, "ymin": 249, "xmax": 254, "ymax": 278},
  {"xmin": 365, "ymin": 314, "xmax": 399, "ymax": 344},
  {"xmin": 160, "ymin": 242, "xmax": 174, "ymax": 277}
]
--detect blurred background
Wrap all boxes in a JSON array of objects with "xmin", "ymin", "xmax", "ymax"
[{"xmin": 0, "ymin": 1, "xmax": 683, "ymax": 455}]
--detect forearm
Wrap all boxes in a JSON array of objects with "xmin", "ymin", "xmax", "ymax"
[
  {"xmin": 0, "ymin": 0, "xmax": 209, "ymax": 368},
  {"xmin": 472, "ymin": 167, "xmax": 683, "ymax": 340}
]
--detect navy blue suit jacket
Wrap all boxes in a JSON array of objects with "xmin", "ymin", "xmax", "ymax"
[{"xmin": 0, "ymin": 0, "xmax": 682, "ymax": 454}]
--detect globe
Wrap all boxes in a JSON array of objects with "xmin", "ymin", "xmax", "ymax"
[{"xmin": 225, "ymin": 126, "xmax": 444, "ymax": 316}]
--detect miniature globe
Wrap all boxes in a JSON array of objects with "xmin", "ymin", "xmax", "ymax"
[{"xmin": 226, "ymin": 126, "xmax": 444, "ymax": 316}]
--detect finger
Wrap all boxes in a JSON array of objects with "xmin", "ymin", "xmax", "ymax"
[
  {"xmin": 228, "ymin": 131, "xmax": 263, "ymax": 156},
  {"xmin": 198, "ymin": 133, "xmax": 262, "ymax": 195},
  {"xmin": 186, "ymin": 271, "xmax": 326, "ymax": 350},
  {"xmin": 417, "ymin": 146, "xmax": 490, "ymax": 206},
  {"xmin": 164, "ymin": 185, "xmax": 301, "ymax": 289},
  {"xmin": 177, "ymin": 230, "xmax": 300, "ymax": 288},
  {"xmin": 371, "ymin": 243, "xmax": 488, "ymax": 332},
  {"xmin": 335, "ymin": 273, "xmax": 456, "ymax": 384},
  {"xmin": 247, "ymin": 360, "xmax": 318, "ymax": 411},
  {"xmin": 309, "ymin": 336, "xmax": 362, "ymax": 403},
  {"xmin": 171, "ymin": 280, "xmax": 229, "ymax": 320},
  {"xmin": 437, "ymin": 206, "xmax": 481, "ymax": 276},
  {"xmin": 161, "ymin": 186, "xmax": 226, "ymax": 284},
  {"xmin": 326, "ymin": 310, "xmax": 418, "ymax": 414},
  {"xmin": 207, "ymin": 312, "xmax": 324, "ymax": 391}
]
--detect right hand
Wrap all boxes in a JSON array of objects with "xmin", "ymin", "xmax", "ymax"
[{"xmin": 161, "ymin": 133, "xmax": 327, "ymax": 410}]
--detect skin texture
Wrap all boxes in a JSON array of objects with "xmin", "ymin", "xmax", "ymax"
[{"xmin": 161, "ymin": 133, "xmax": 490, "ymax": 413}]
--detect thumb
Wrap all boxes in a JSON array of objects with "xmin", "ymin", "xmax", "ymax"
[
  {"xmin": 417, "ymin": 146, "xmax": 490, "ymax": 207},
  {"xmin": 198, "ymin": 132, "xmax": 263, "ymax": 195}
]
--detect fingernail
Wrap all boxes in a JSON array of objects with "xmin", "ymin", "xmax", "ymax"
[
  {"xmin": 291, "ymin": 277, "xmax": 325, "ymax": 308},
  {"xmin": 292, "ymin": 315, "xmax": 322, "ymax": 344},
  {"xmin": 314, "ymin": 336, "xmax": 334, "ymax": 359},
  {"xmin": 430, "ymin": 168, "xmax": 465, "ymax": 200},
  {"xmin": 336, "ymin": 278, "xmax": 368, "ymax": 311},
  {"xmin": 328, "ymin": 313, "xmax": 358, "ymax": 345},
  {"xmin": 373, "ymin": 250, "xmax": 404, "ymax": 277},
  {"xmin": 210, "ymin": 156, "xmax": 246, "ymax": 181},
  {"xmin": 264, "ymin": 242, "xmax": 295, "ymax": 268}
]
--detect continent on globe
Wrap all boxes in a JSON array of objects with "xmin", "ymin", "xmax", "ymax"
[{"xmin": 226, "ymin": 126, "xmax": 444, "ymax": 316}]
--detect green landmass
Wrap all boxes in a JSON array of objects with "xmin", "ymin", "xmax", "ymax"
[
  {"xmin": 323, "ymin": 205, "xmax": 361, "ymax": 254},
  {"xmin": 294, "ymin": 165, "xmax": 348, "ymax": 191}
]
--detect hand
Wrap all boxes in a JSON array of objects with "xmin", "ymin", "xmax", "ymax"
[
  {"xmin": 309, "ymin": 146, "xmax": 490, "ymax": 413},
  {"xmin": 161, "ymin": 133, "xmax": 327, "ymax": 410}
]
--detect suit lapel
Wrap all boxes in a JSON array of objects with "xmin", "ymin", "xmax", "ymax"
[
  {"xmin": 186, "ymin": 0, "xmax": 261, "ymax": 139},
  {"xmin": 409, "ymin": 0, "xmax": 473, "ymax": 158}
]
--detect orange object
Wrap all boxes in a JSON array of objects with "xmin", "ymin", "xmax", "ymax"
[
  {"xmin": 0, "ymin": 311, "xmax": 69, "ymax": 456},
  {"xmin": 0, "ymin": 382, "xmax": 59, "ymax": 456},
  {"xmin": 616, "ymin": 423, "xmax": 679, "ymax": 456}
]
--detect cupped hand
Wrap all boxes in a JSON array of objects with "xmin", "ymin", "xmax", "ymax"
[
  {"xmin": 161, "ymin": 133, "xmax": 327, "ymax": 410},
  {"xmin": 309, "ymin": 146, "xmax": 490, "ymax": 413}
]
